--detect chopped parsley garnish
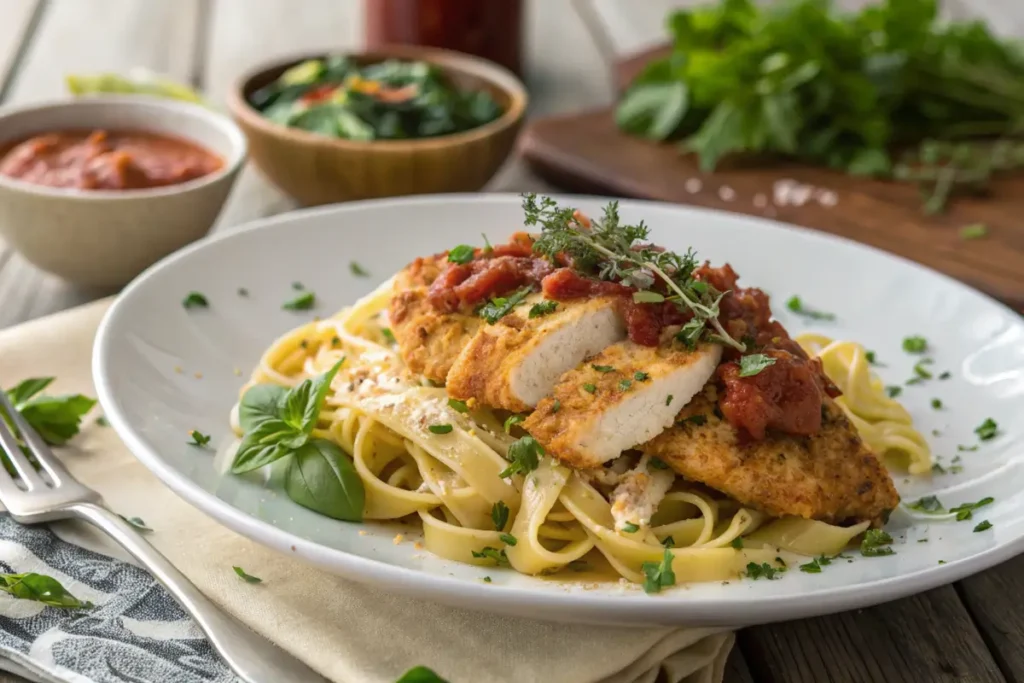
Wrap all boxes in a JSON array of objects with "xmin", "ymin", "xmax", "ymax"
[
  {"xmin": 591, "ymin": 364, "xmax": 615, "ymax": 373},
  {"xmin": 499, "ymin": 436, "xmax": 543, "ymax": 478},
  {"xmin": 650, "ymin": 457, "xmax": 669, "ymax": 470},
  {"xmin": 622, "ymin": 522, "xmax": 640, "ymax": 533},
  {"xmin": 237, "ymin": 287, "xmax": 249, "ymax": 297},
  {"xmin": 908, "ymin": 495, "xmax": 945, "ymax": 513},
  {"xmin": 233, "ymin": 566, "xmax": 262, "ymax": 584},
  {"xmin": 738, "ymin": 353, "xmax": 776, "ymax": 377},
  {"xmin": 912, "ymin": 359, "xmax": 934, "ymax": 380},
  {"xmin": 745, "ymin": 562, "xmax": 783, "ymax": 580},
  {"xmin": 634, "ymin": 371, "xmax": 650, "ymax": 381},
  {"xmin": 292, "ymin": 281, "xmax": 304, "ymax": 290},
  {"xmin": 583, "ymin": 383, "xmax": 597, "ymax": 394},
  {"xmin": 633, "ymin": 291, "xmax": 666, "ymax": 303},
  {"xmin": 949, "ymin": 497, "xmax": 994, "ymax": 521},
  {"xmin": 428, "ymin": 424, "xmax": 453, "ymax": 435},
  {"xmin": 975, "ymin": 418, "xmax": 999, "ymax": 441},
  {"xmin": 479, "ymin": 286, "xmax": 533, "ymax": 324},
  {"xmin": 618, "ymin": 379, "xmax": 632, "ymax": 391},
  {"xmin": 503, "ymin": 414, "xmax": 524, "ymax": 434},
  {"xmin": 785, "ymin": 296, "xmax": 835, "ymax": 320},
  {"xmin": 528, "ymin": 301, "xmax": 558, "ymax": 318},
  {"xmin": 674, "ymin": 319, "xmax": 704, "ymax": 349},
  {"xmin": 730, "ymin": 537, "xmax": 743, "ymax": 549},
  {"xmin": 682, "ymin": 414, "xmax": 707, "ymax": 426},
  {"xmin": 551, "ymin": 399, "xmax": 561, "ymax": 413},
  {"xmin": 931, "ymin": 398, "xmax": 943, "ymax": 410},
  {"xmin": 865, "ymin": 350, "xmax": 878, "ymax": 365},
  {"xmin": 931, "ymin": 462, "xmax": 947, "ymax": 475},
  {"xmin": 886, "ymin": 386, "xmax": 902, "ymax": 398},
  {"xmin": 282, "ymin": 291, "xmax": 315, "ymax": 310},
  {"xmin": 974, "ymin": 520, "xmax": 993, "ymax": 532},
  {"xmin": 95, "ymin": 416, "xmax": 109, "ymax": 427},
  {"xmin": 448, "ymin": 398, "xmax": 469, "ymax": 413},
  {"xmin": 447, "ymin": 244, "xmax": 476, "ymax": 264},
  {"xmin": 567, "ymin": 560, "xmax": 591, "ymax": 572},
  {"xmin": 661, "ymin": 536, "xmax": 675, "ymax": 548},
  {"xmin": 665, "ymin": 395, "xmax": 673, "ymax": 406},
  {"xmin": 482, "ymin": 576, "xmax": 492, "ymax": 583},
  {"xmin": 958, "ymin": 444, "xmax": 979, "ymax": 452},
  {"xmin": 641, "ymin": 548, "xmax": 676, "ymax": 594},
  {"xmin": 799, "ymin": 559, "xmax": 822, "ymax": 573},
  {"xmin": 960, "ymin": 223, "xmax": 988, "ymax": 240},
  {"xmin": 902, "ymin": 336, "xmax": 928, "ymax": 353},
  {"xmin": 182, "ymin": 292, "xmax": 208, "ymax": 309},
  {"xmin": 331, "ymin": 336, "xmax": 340, "ymax": 346},
  {"xmin": 119, "ymin": 515, "xmax": 152, "ymax": 532},
  {"xmin": 188, "ymin": 430, "xmax": 211, "ymax": 447},
  {"xmin": 939, "ymin": 371, "xmax": 952, "ymax": 380},
  {"xmin": 471, "ymin": 547, "xmax": 509, "ymax": 566},
  {"xmin": 499, "ymin": 533, "xmax": 518, "ymax": 546},
  {"xmin": 860, "ymin": 529, "xmax": 895, "ymax": 557},
  {"xmin": 349, "ymin": 261, "xmax": 370, "ymax": 277},
  {"xmin": 380, "ymin": 327, "xmax": 396, "ymax": 344},
  {"xmin": 491, "ymin": 501, "xmax": 509, "ymax": 530}
]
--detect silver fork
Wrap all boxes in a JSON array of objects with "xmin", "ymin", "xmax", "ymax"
[{"xmin": 0, "ymin": 390, "xmax": 329, "ymax": 683}]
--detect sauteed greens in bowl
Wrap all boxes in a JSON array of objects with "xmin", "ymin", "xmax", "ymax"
[{"xmin": 248, "ymin": 56, "xmax": 504, "ymax": 141}]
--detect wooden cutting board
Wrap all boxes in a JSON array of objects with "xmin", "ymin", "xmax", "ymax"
[{"xmin": 519, "ymin": 46, "xmax": 1024, "ymax": 310}]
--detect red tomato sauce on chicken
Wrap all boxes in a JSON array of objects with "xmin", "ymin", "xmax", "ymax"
[
  {"xmin": 0, "ymin": 129, "xmax": 222, "ymax": 190},
  {"xmin": 426, "ymin": 234, "xmax": 839, "ymax": 441}
]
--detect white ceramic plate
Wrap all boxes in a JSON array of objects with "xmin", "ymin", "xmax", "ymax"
[{"xmin": 94, "ymin": 194, "xmax": 1024, "ymax": 627}]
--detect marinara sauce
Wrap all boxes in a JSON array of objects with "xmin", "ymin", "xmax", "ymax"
[{"xmin": 0, "ymin": 129, "xmax": 222, "ymax": 190}]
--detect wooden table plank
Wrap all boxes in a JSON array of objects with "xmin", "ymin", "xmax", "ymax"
[
  {"xmin": 740, "ymin": 586, "xmax": 1007, "ymax": 683},
  {"xmin": 0, "ymin": 0, "xmax": 204, "ymax": 329},
  {"xmin": 958, "ymin": 555, "xmax": 1024, "ymax": 682}
]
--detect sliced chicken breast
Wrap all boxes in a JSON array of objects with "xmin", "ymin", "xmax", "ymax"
[
  {"xmin": 388, "ymin": 255, "xmax": 480, "ymax": 384},
  {"xmin": 524, "ymin": 337, "xmax": 723, "ymax": 468},
  {"xmin": 445, "ymin": 294, "xmax": 625, "ymax": 412},
  {"xmin": 641, "ymin": 385, "xmax": 899, "ymax": 525}
]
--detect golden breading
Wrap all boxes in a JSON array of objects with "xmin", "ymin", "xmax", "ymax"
[
  {"xmin": 641, "ymin": 385, "xmax": 900, "ymax": 525},
  {"xmin": 446, "ymin": 294, "xmax": 624, "ymax": 412},
  {"xmin": 523, "ymin": 338, "xmax": 721, "ymax": 468},
  {"xmin": 388, "ymin": 256, "xmax": 479, "ymax": 384}
]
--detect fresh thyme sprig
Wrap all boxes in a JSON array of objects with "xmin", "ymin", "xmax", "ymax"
[{"xmin": 523, "ymin": 194, "xmax": 745, "ymax": 351}]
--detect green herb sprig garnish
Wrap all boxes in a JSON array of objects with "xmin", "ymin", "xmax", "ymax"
[
  {"xmin": 2, "ymin": 377, "xmax": 96, "ymax": 447},
  {"xmin": 491, "ymin": 501, "xmax": 510, "ymax": 531},
  {"xmin": 641, "ymin": 548, "xmax": 677, "ymax": 594},
  {"xmin": 499, "ymin": 436, "xmax": 543, "ymax": 479},
  {"xmin": 745, "ymin": 561, "xmax": 785, "ymax": 580},
  {"xmin": 283, "ymin": 291, "xmax": 316, "ymax": 311},
  {"xmin": 479, "ymin": 286, "xmax": 533, "ymax": 324},
  {"xmin": 860, "ymin": 529, "xmax": 895, "ymax": 557},
  {"xmin": 525, "ymin": 195, "xmax": 745, "ymax": 351}
]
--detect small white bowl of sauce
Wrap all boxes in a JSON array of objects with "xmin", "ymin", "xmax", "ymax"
[{"xmin": 0, "ymin": 96, "xmax": 246, "ymax": 287}]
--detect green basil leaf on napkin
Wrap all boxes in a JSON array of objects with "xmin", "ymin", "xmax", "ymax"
[{"xmin": 0, "ymin": 572, "xmax": 92, "ymax": 609}]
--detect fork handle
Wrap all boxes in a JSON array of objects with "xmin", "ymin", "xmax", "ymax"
[{"xmin": 69, "ymin": 503, "xmax": 330, "ymax": 683}]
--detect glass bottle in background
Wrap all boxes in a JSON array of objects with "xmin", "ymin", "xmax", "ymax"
[{"xmin": 364, "ymin": 0, "xmax": 525, "ymax": 77}]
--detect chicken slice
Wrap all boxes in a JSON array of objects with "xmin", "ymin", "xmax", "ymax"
[
  {"xmin": 609, "ymin": 455, "xmax": 675, "ymax": 532},
  {"xmin": 445, "ymin": 294, "xmax": 625, "ymax": 412},
  {"xmin": 641, "ymin": 385, "xmax": 900, "ymax": 525},
  {"xmin": 524, "ymin": 338, "xmax": 723, "ymax": 468}
]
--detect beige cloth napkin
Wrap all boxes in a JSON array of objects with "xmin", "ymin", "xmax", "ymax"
[{"xmin": 0, "ymin": 300, "xmax": 734, "ymax": 683}]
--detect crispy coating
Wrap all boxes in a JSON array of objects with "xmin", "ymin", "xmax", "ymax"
[{"xmin": 641, "ymin": 385, "xmax": 900, "ymax": 525}]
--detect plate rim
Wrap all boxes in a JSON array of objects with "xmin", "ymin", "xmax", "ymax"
[{"xmin": 92, "ymin": 192, "xmax": 1024, "ymax": 626}]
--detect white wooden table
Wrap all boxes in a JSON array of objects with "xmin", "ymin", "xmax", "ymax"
[{"xmin": 1, "ymin": 2, "xmax": 1023, "ymax": 682}]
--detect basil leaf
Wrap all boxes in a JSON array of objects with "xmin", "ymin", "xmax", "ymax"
[
  {"xmin": 280, "ymin": 359, "xmax": 344, "ymax": 434},
  {"xmin": 230, "ymin": 419, "xmax": 299, "ymax": 474},
  {"xmin": 0, "ymin": 572, "xmax": 92, "ymax": 609},
  {"xmin": 238, "ymin": 384, "xmax": 288, "ymax": 432},
  {"xmin": 14, "ymin": 394, "xmax": 97, "ymax": 445},
  {"xmin": 284, "ymin": 439, "xmax": 364, "ymax": 522}
]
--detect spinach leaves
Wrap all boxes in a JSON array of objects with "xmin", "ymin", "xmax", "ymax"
[{"xmin": 233, "ymin": 360, "xmax": 364, "ymax": 522}]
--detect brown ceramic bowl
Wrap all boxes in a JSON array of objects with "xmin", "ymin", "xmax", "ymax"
[{"xmin": 227, "ymin": 45, "xmax": 528, "ymax": 206}]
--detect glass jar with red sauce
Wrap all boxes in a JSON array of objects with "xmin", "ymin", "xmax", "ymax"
[{"xmin": 364, "ymin": 0, "xmax": 524, "ymax": 77}]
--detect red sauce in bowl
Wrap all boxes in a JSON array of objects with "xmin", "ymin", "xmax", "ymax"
[{"xmin": 0, "ymin": 129, "xmax": 222, "ymax": 190}]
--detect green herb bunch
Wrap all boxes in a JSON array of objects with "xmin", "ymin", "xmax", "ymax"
[
  {"xmin": 232, "ymin": 360, "xmax": 365, "ymax": 522},
  {"xmin": 616, "ymin": 0, "xmax": 1024, "ymax": 213},
  {"xmin": 525, "ymin": 194, "xmax": 745, "ymax": 350}
]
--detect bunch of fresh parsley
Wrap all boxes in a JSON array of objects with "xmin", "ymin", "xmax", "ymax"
[
  {"xmin": 617, "ymin": 0, "xmax": 1024, "ymax": 213},
  {"xmin": 232, "ymin": 360, "xmax": 364, "ymax": 522}
]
